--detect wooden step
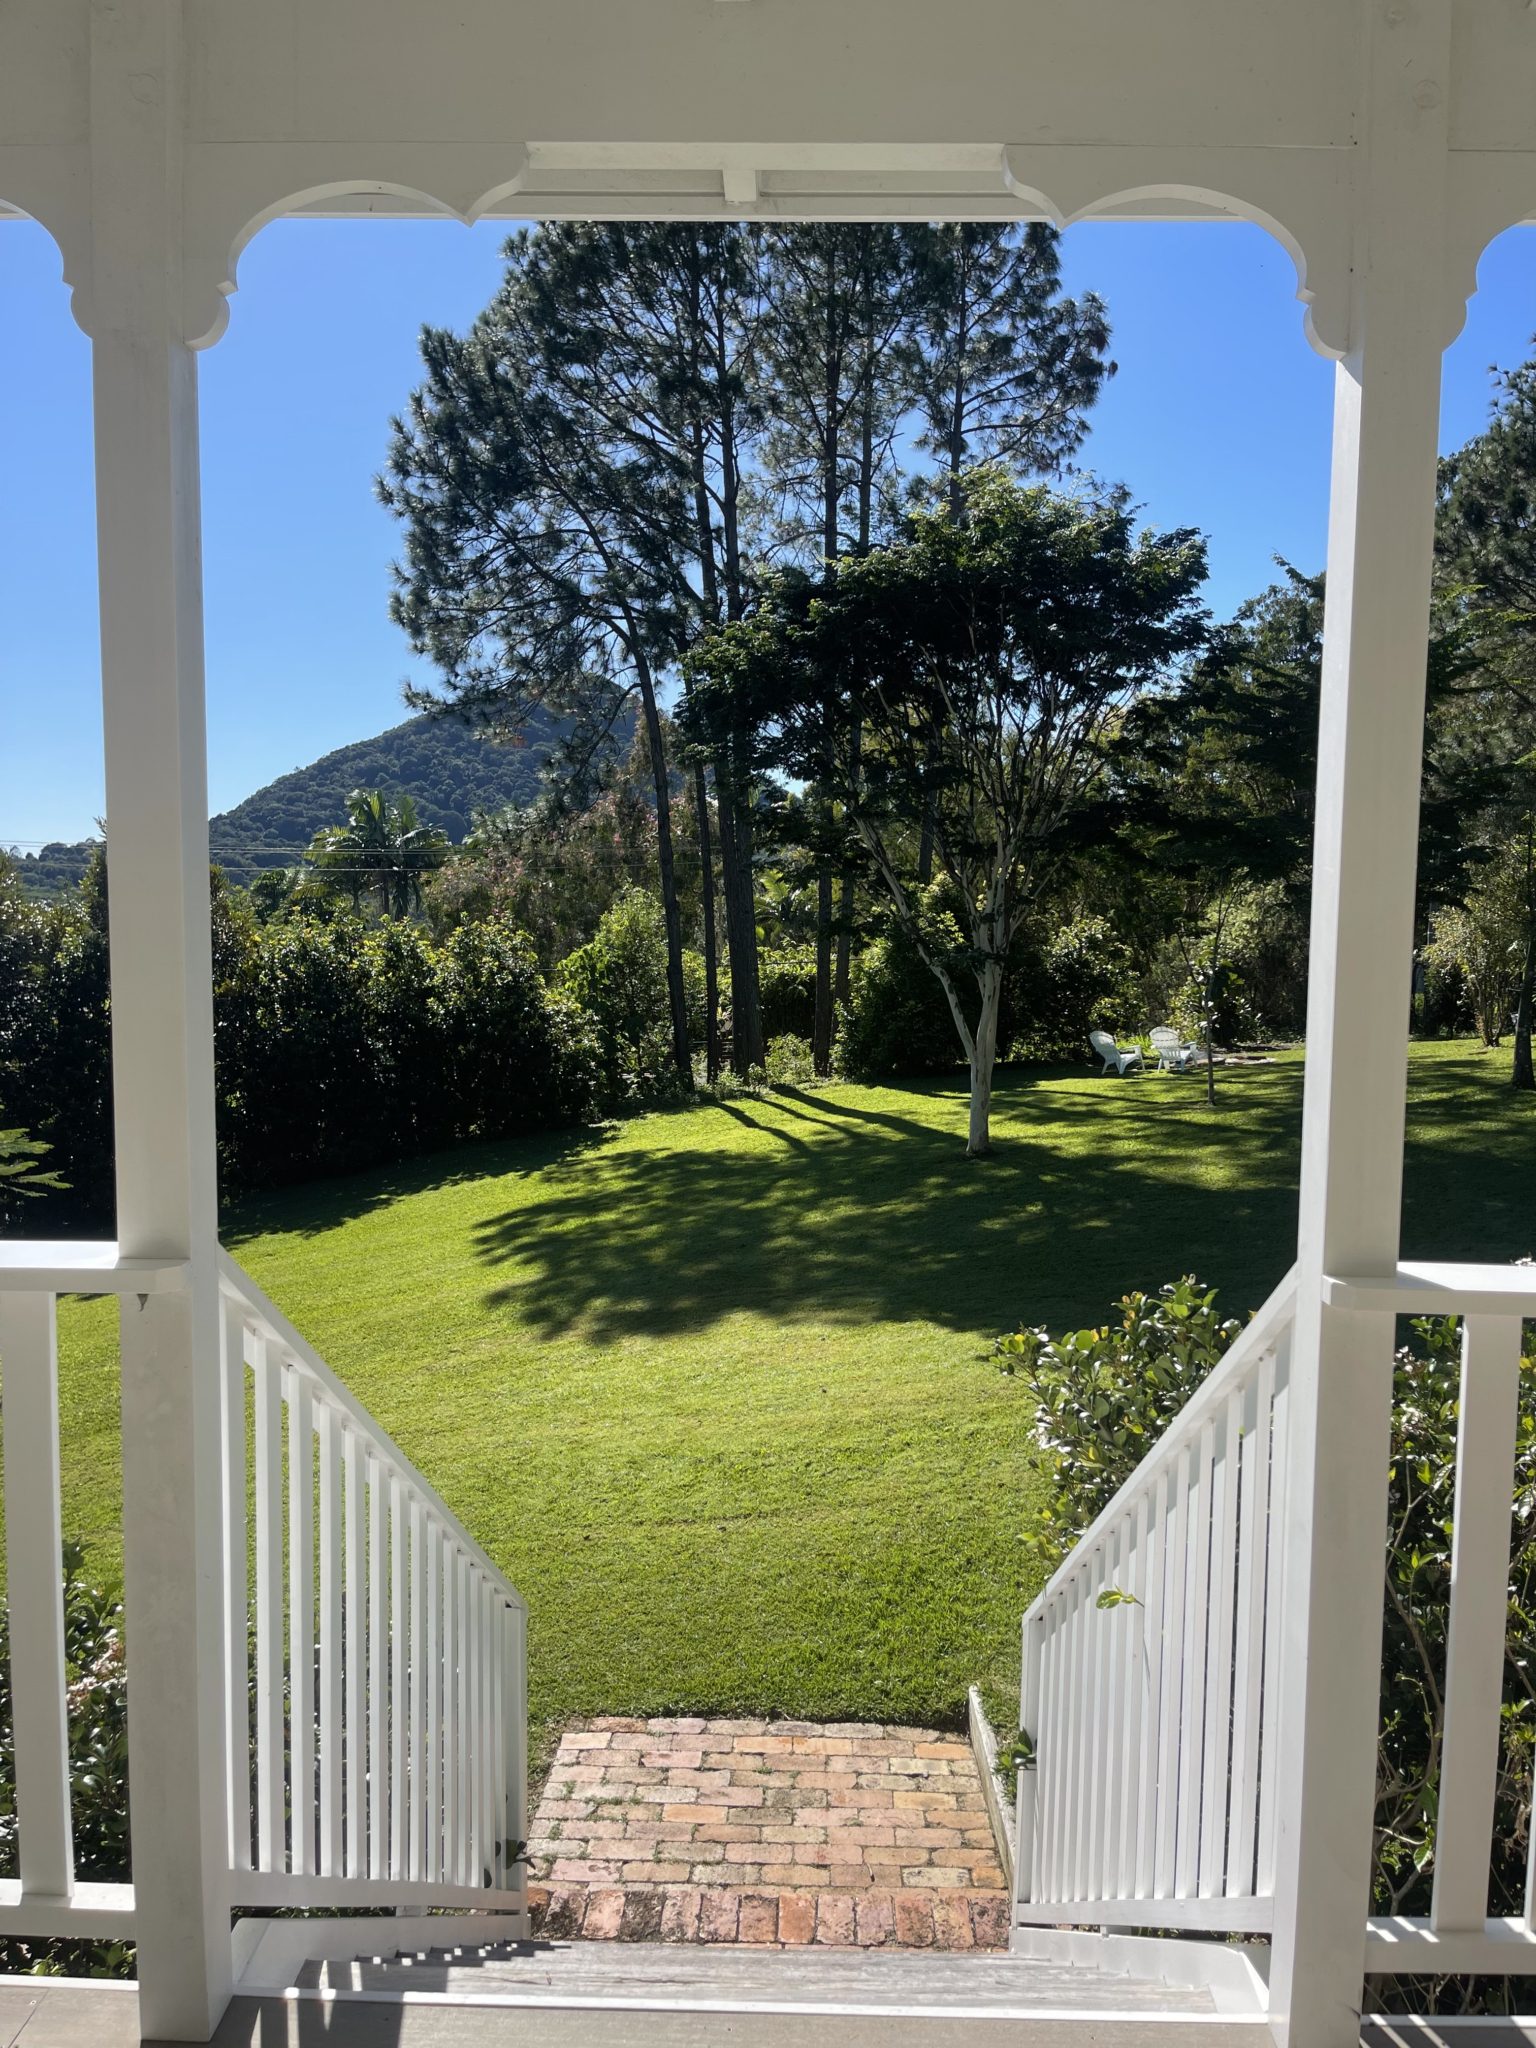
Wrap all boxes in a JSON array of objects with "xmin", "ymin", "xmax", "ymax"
[{"xmin": 307, "ymin": 1937, "xmax": 1217, "ymax": 2014}]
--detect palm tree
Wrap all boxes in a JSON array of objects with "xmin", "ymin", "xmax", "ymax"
[
  {"xmin": 307, "ymin": 788, "xmax": 449, "ymax": 917},
  {"xmin": 0, "ymin": 1122, "xmax": 66, "ymax": 1218}
]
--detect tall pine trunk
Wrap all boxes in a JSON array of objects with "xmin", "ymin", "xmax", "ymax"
[
  {"xmin": 808, "ymin": 282, "xmax": 841, "ymax": 1073},
  {"xmin": 694, "ymin": 762, "xmax": 721, "ymax": 1083},
  {"xmin": 636, "ymin": 667, "xmax": 692, "ymax": 1083},
  {"xmin": 837, "ymin": 335, "xmax": 875, "ymax": 1010},
  {"xmin": 715, "ymin": 758, "xmax": 765, "ymax": 1073},
  {"xmin": 709, "ymin": 272, "xmax": 764, "ymax": 1075},
  {"xmin": 814, "ymin": 863, "xmax": 835, "ymax": 1077},
  {"xmin": 835, "ymin": 718, "xmax": 861, "ymax": 1007},
  {"xmin": 1516, "ymin": 828, "xmax": 1536, "ymax": 1093}
]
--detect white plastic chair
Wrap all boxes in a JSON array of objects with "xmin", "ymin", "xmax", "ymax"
[
  {"xmin": 1149, "ymin": 1026, "xmax": 1200, "ymax": 1072},
  {"xmin": 1090, "ymin": 1029, "xmax": 1143, "ymax": 1076}
]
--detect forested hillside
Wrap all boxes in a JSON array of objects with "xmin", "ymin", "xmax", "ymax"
[
  {"xmin": 8, "ymin": 710, "xmax": 563, "ymax": 895},
  {"xmin": 207, "ymin": 710, "xmax": 562, "ymax": 879},
  {"xmin": 8, "ymin": 840, "xmax": 101, "ymax": 898}
]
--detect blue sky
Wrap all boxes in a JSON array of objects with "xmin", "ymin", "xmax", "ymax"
[{"xmin": 2, "ymin": 215, "xmax": 1533, "ymax": 848}]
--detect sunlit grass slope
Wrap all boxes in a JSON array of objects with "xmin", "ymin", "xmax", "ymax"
[{"xmin": 47, "ymin": 1041, "xmax": 1534, "ymax": 1739}]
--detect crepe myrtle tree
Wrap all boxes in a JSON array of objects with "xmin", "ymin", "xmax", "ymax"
[{"xmin": 694, "ymin": 470, "xmax": 1207, "ymax": 1154}]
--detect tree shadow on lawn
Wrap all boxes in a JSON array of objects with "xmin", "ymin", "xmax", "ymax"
[
  {"xmin": 222, "ymin": 1119, "xmax": 616, "ymax": 1249},
  {"xmin": 473, "ymin": 1064, "xmax": 1308, "ymax": 1347},
  {"xmin": 1399, "ymin": 1045, "xmax": 1536, "ymax": 1263}
]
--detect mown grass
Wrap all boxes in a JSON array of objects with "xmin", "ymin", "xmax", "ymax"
[{"xmin": 42, "ymin": 1040, "xmax": 1536, "ymax": 1742}]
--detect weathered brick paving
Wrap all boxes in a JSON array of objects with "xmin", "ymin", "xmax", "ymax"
[{"xmin": 525, "ymin": 1716, "xmax": 1009, "ymax": 1951}]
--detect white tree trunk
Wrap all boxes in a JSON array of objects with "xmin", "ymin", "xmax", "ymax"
[{"xmin": 967, "ymin": 959, "xmax": 1003, "ymax": 1156}]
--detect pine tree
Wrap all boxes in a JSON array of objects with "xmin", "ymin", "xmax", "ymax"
[
  {"xmin": 514, "ymin": 223, "xmax": 771, "ymax": 1074},
  {"xmin": 906, "ymin": 224, "xmax": 1114, "ymax": 523},
  {"xmin": 380, "ymin": 234, "xmax": 696, "ymax": 1081},
  {"xmin": 756, "ymin": 227, "xmax": 912, "ymax": 1070}
]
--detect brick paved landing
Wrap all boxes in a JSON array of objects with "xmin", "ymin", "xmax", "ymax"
[{"xmin": 525, "ymin": 1717, "xmax": 1009, "ymax": 1951}]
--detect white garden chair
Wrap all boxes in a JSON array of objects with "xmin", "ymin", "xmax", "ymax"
[
  {"xmin": 1090, "ymin": 1029, "xmax": 1143, "ymax": 1076},
  {"xmin": 1149, "ymin": 1026, "xmax": 1200, "ymax": 1072}
]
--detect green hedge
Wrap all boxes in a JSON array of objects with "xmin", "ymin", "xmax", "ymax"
[
  {"xmin": 555, "ymin": 889, "xmax": 703, "ymax": 1106},
  {"xmin": 0, "ymin": 856, "xmax": 599, "ymax": 1225}
]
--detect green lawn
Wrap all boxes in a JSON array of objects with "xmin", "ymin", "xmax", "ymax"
[{"xmin": 45, "ymin": 1040, "xmax": 1536, "ymax": 1744}]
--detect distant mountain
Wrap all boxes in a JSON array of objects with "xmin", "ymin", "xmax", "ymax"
[
  {"xmin": 207, "ymin": 709, "xmax": 564, "ymax": 880},
  {"xmin": 7, "ymin": 710, "xmax": 565, "ymax": 897},
  {"xmin": 7, "ymin": 839, "xmax": 101, "ymax": 899}
]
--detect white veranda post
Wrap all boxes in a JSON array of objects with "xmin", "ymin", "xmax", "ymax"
[
  {"xmin": 1266, "ymin": 6, "xmax": 1454, "ymax": 2040},
  {"xmin": 87, "ymin": 2, "xmax": 232, "ymax": 2035}
]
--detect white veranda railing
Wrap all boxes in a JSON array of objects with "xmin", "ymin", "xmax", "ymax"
[
  {"xmin": 1015, "ymin": 1267, "xmax": 1298, "ymax": 1934},
  {"xmin": 1015, "ymin": 1256, "xmax": 1536, "ymax": 1986},
  {"xmin": 0, "ymin": 1241, "xmax": 527, "ymax": 1950},
  {"xmin": 219, "ymin": 1250, "xmax": 527, "ymax": 1912}
]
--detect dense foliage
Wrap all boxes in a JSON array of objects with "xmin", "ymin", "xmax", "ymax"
[
  {"xmin": 0, "ymin": 1124, "xmax": 66, "ymax": 1218},
  {"xmin": 0, "ymin": 1546, "xmax": 133, "ymax": 1979},
  {"xmin": 839, "ymin": 907, "xmax": 1142, "ymax": 1078},
  {"xmin": 426, "ymin": 726, "xmax": 700, "ymax": 974},
  {"xmin": 0, "ymin": 856, "xmax": 599, "ymax": 1223},
  {"xmin": 305, "ymin": 786, "xmax": 450, "ymax": 916},
  {"xmin": 383, "ymin": 220, "xmax": 1114, "ymax": 1084},
  {"xmin": 555, "ymin": 890, "xmax": 705, "ymax": 1106},
  {"xmin": 0, "ymin": 851, "xmax": 115, "ymax": 1214},
  {"xmin": 689, "ymin": 472, "xmax": 1208, "ymax": 1150},
  {"xmin": 4, "ymin": 841, "xmax": 100, "ymax": 900},
  {"xmin": 840, "ymin": 922, "xmax": 969, "ymax": 1079},
  {"xmin": 995, "ymin": 1277, "xmax": 1239, "ymax": 1565}
]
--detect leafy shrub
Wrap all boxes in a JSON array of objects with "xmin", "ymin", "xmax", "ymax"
[
  {"xmin": 1219, "ymin": 886, "xmax": 1308, "ymax": 1042},
  {"xmin": 1168, "ymin": 959, "xmax": 1246, "ymax": 1050},
  {"xmin": 0, "ymin": 854, "xmax": 113, "ymax": 1225},
  {"xmin": 998, "ymin": 1277, "xmax": 1536, "ymax": 1962},
  {"xmin": 1370, "ymin": 1312, "xmax": 1536, "ymax": 1938},
  {"xmin": 842, "ymin": 905, "xmax": 1145, "ymax": 1079},
  {"xmin": 995, "ymin": 1277, "xmax": 1238, "ymax": 1565},
  {"xmin": 1007, "ymin": 915, "xmax": 1140, "ymax": 1063},
  {"xmin": 0, "ymin": 1544, "xmax": 134, "ymax": 1979},
  {"xmin": 0, "ymin": 1124, "xmax": 66, "ymax": 1217},
  {"xmin": 759, "ymin": 946, "xmax": 818, "ymax": 1040},
  {"xmin": 1, "ymin": 854, "xmax": 600, "ymax": 1220},
  {"xmin": 840, "ymin": 919, "xmax": 966, "ymax": 1080},
  {"xmin": 1424, "ymin": 891, "xmax": 1523, "ymax": 1048},
  {"xmin": 764, "ymin": 1034, "xmax": 817, "ymax": 1085},
  {"xmin": 220, "ymin": 912, "xmax": 375, "ymax": 1185},
  {"xmin": 436, "ymin": 917, "xmax": 601, "ymax": 1137},
  {"xmin": 361, "ymin": 917, "xmax": 453, "ymax": 1151},
  {"xmin": 556, "ymin": 889, "xmax": 701, "ymax": 1108}
]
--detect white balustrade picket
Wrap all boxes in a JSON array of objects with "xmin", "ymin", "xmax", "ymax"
[
  {"xmin": 1015, "ymin": 1258, "xmax": 1536, "ymax": 1987},
  {"xmin": 217, "ymin": 1251, "xmax": 527, "ymax": 1913},
  {"xmin": 1015, "ymin": 1269, "xmax": 1297, "ymax": 1934},
  {"xmin": 10, "ymin": 1229, "xmax": 1532, "ymax": 1994}
]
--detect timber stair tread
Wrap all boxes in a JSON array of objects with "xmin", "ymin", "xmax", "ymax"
[{"xmin": 304, "ymin": 1940, "xmax": 1216, "ymax": 2012}]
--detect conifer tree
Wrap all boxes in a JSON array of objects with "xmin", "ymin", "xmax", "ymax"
[
  {"xmin": 906, "ymin": 223, "xmax": 1114, "ymax": 523},
  {"xmin": 381, "ymin": 233, "xmax": 697, "ymax": 1081}
]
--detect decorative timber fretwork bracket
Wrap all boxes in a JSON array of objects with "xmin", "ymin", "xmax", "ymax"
[{"xmin": 2, "ymin": 0, "xmax": 1532, "ymax": 368}]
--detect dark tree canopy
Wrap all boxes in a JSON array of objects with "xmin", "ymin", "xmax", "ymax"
[
  {"xmin": 690, "ymin": 470, "xmax": 1208, "ymax": 1153},
  {"xmin": 1439, "ymin": 352, "xmax": 1536, "ymax": 616}
]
